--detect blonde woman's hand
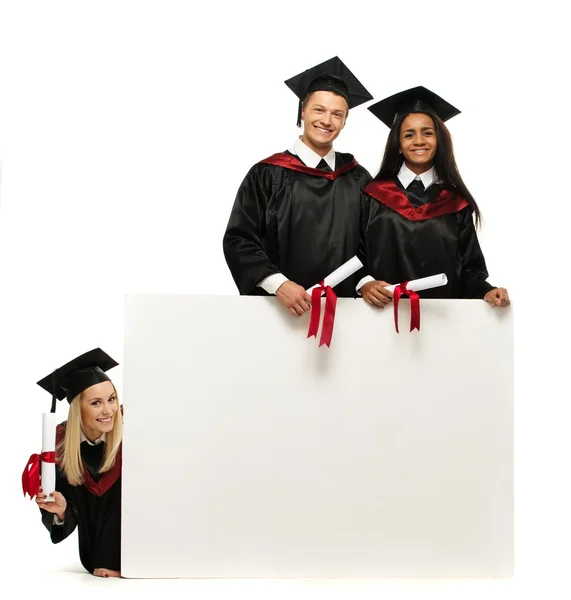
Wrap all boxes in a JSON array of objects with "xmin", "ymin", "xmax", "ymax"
[
  {"xmin": 36, "ymin": 488, "xmax": 67, "ymax": 521},
  {"xmin": 484, "ymin": 287, "xmax": 510, "ymax": 308},
  {"xmin": 93, "ymin": 568, "xmax": 121, "ymax": 578}
]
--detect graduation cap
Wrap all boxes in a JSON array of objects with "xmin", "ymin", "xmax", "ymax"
[
  {"xmin": 368, "ymin": 86, "xmax": 461, "ymax": 128},
  {"xmin": 284, "ymin": 56, "xmax": 373, "ymax": 127},
  {"xmin": 37, "ymin": 348, "xmax": 119, "ymax": 413}
]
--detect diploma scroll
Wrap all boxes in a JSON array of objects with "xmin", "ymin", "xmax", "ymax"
[
  {"xmin": 385, "ymin": 273, "xmax": 448, "ymax": 294},
  {"xmin": 306, "ymin": 257, "xmax": 362, "ymax": 348},
  {"xmin": 306, "ymin": 256, "xmax": 363, "ymax": 295},
  {"xmin": 41, "ymin": 413, "xmax": 57, "ymax": 501}
]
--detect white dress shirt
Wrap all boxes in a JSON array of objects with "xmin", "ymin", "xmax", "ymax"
[
  {"xmin": 258, "ymin": 137, "xmax": 336, "ymax": 295},
  {"xmin": 396, "ymin": 163, "xmax": 438, "ymax": 190},
  {"xmin": 80, "ymin": 431, "xmax": 106, "ymax": 445},
  {"xmin": 288, "ymin": 136, "xmax": 336, "ymax": 170}
]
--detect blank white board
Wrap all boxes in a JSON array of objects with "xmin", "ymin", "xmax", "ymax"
[{"xmin": 122, "ymin": 296, "xmax": 513, "ymax": 578}]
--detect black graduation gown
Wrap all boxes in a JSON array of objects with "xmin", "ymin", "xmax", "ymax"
[
  {"xmin": 359, "ymin": 179, "xmax": 495, "ymax": 299},
  {"xmin": 40, "ymin": 423, "xmax": 122, "ymax": 574},
  {"xmin": 223, "ymin": 151, "xmax": 372, "ymax": 298}
]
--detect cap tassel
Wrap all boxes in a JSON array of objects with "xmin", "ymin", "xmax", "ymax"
[
  {"xmin": 50, "ymin": 370, "xmax": 57, "ymax": 413},
  {"xmin": 296, "ymin": 100, "xmax": 302, "ymax": 128}
]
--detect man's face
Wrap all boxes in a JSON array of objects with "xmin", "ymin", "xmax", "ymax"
[{"xmin": 300, "ymin": 90, "xmax": 348, "ymax": 155}]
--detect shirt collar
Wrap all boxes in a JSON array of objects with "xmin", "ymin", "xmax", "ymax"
[
  {"xmin": 80, "ymin": 430, "xmax": 106, "ymax": 446},
  {"xmin": 397, "ymin": 163, "xmax": 438, "ymax": 190},
  {"xmin": 289, "ymin": 137, "xmax": 336, "ymax": 171}
]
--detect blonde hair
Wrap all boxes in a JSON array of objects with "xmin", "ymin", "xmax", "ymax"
[{"xmin": 57, "ymin": 383, "xmax": 123, "ymax": 486}]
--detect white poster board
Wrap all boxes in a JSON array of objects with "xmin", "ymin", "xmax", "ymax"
[{"xmin": 122, "ymin": 296, "xmax": 513, "ymax": 578}]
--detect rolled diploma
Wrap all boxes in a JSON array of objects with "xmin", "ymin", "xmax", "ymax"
[
  {"xmin": 306, "ymin": 256, "xmax": 363, "ymax": 294},
  {"xmin": 41, "ymin": 413, "xmax": 57, "ymax": 501},
  {"xmin": 384, "ymin": 273, "xmax": 448, "ymax": 293}
]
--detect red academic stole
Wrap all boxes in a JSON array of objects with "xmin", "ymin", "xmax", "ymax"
[
  {"xmin": 260, "ymin": 152, "xmax": 358, "ymax": 180},
  {"xmin": 364, "ymin": 180, "xmax": 469, "ymax": 220},
  {"xmin": 55, "ymin": 424, "xmax": 122, "ymax": 496}
]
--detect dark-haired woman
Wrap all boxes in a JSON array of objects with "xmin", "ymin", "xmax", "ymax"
[{"xmin": 357, "ymin": 86, "xmax": 510, "ymax": 309}]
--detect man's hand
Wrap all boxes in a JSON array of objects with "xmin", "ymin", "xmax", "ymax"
[
  {"xmin": 361, "ymin": 281, "xmax": 393, "ymax": 308},
  {"xmin": 276, "ymin": 281, "xmax": 312, "ymax": 317}
]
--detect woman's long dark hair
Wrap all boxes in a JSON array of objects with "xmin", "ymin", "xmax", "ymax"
[{"xmin": 375, "ymin": 110, "xmax": 481, "ymax": 227}]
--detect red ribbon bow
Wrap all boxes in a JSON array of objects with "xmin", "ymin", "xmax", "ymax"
[
  {"xmin": 307, "ymin": 281, "xmax": 338, "ymax": 348},
  {"xmin": 393, "ymin": 281, "xmax": 420, "ymax": 333},
  {"xmin": 22, "ymin": 451, "xmax": 56, "ymax": 500}
]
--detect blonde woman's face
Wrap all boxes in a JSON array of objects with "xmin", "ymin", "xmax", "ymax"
[{"xmin": 80, "ymin": 381, "xmax": 118, "ymax": 442}]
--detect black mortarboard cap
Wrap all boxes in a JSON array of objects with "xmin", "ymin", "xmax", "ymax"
[
  {"xmin": 368, "ymin": 86, "xmax": 461, "ymax": 128},
  {"xmin": 37, "ymin": 348, "xmax": 119, "ymax": 412},
  {"xmin": 284, "ymin": 56, "xmax": 373, "ymax": 127}
]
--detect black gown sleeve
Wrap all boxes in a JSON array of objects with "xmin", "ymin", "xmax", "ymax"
[
  {"xmin": 458, "ymin": 208, "xmax": 496, "ymax": 299},
  {"xmin": 356, "ymin": 191, "xmax": 374, "ymax": 283},
  {"xmin": 223, "ymin": 165, "xmax": 281, "ymax": 295},
  {"xmin": 40, "ymin": 468, "xmax": 78, "ymax": 544},
  {"xmin": 356, "ymin": 166, "xmax": 373, "ymax": 188},
  {"xmin": 40, "ymin": 501, "xmax": 78, "ymax": 543}
]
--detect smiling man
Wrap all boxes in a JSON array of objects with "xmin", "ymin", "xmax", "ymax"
[{"xmin": 223, "ymin": 57, "xmax": 373, "ymax": 317}]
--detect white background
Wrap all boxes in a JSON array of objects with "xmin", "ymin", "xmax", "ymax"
[{"xmin": 0, "ymin": 0, "xmax": 568, "ymax": 597}]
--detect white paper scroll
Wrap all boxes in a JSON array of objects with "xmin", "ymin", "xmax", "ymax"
[
  {"xmin": 385, "ymin": 273, "xmax": 448, "ymax": 293},
  {"xmin": 41, "ymin": 413, "xmax": 57, "ymax": 501},
  {"xmin": 306, "ymin": 256, "xmax": 363, "ymax": 295}
]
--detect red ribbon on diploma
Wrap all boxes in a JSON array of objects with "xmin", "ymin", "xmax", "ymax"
[
  {"xmin": 307, "ymin": 281, "xmax": 338, "ymax": 348},
  {"xmin": 22, "ymin": 451, "xmax": 56, "ymax": 499},
  {"xmin": 393, "ymin": 281, "xmax": 420, "ymax": 333}
]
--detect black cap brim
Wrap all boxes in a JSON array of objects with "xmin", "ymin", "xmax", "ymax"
[
  {"xmin": 368, "ymin": 86, "xmax": 461, "ymax": 128},
  {"xmin": 37, "ymin": 348, "xmax": 119, "ymax": 405},
  {"xmin": 284, "ymin": 56, "xmax": 373, "ymax": 110}
]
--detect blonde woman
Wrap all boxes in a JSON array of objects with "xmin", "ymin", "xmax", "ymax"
[{"xmin": 35, "ymin": 348, "xmax": 122, "ymax": 578}]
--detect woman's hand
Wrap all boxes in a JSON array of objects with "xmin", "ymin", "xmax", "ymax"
[
  {"xmin": 361, "ymin": 281, "xmax": 393, "ymax": 308},
  {"xmin": 484, "ymin": 287, "xmax": 510, "ymax": 308},
  {"xmin": 93, "ymin": 568, "xmax": 121, "ymax": 578},
  {"xmin": 36, "ymin": 488, "xmax": 67, "ymax": 521}
]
